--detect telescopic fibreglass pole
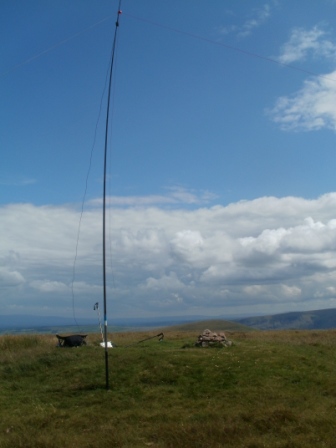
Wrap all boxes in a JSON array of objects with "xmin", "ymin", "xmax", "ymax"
[{"xmin": 103, "ymin": 3, "xmax": 122, "ymax": 391}]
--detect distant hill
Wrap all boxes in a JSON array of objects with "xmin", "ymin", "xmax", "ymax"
[
  {"xmin": 236, "ymin": 308, "xmax": 336, "ymax": 330},
  {"xmin": 0, "ymin": 314, "xmax": 215, "ymax": 332},
  {"xmin": 161, "ymin": 319, "xmax": 254, "ymax": 333},
  {"xmin": 0, "ymin": 314, "xmax": 236, "ymax": 334},
  {"xmin": 2, "ymin": 308, "xmax": 336, "ymax": 334},
  {"xmin": 0, "ymin": 315, "xmax": 96, "ymax": 329}
]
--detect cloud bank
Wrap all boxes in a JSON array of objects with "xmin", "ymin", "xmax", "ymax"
[{"xmin": 2, "ymin": 193, "xmax": 336, "ymax": 319}]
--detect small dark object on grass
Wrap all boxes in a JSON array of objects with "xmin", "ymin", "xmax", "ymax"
[
  {"xmin": 56, "ymin": 334, "xmax": 87, "ymax": 347},
  {"xmin": 124, "ymin": 332, "xmax": 164, "ymax": 348}
]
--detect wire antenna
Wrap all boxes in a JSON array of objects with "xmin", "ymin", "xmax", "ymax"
[{"xmin": 71, "ymin": 36, "xmax": 116, "ymax": 330}]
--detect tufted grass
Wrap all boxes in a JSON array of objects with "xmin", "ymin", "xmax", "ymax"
[{"xmin": 0, "ymin": 329, "xmax": 335, "ymax": 447}]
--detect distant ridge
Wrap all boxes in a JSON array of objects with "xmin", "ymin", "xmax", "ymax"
[
  {"xmin": 236, "ymin": 308, "xmax": 336, "ymax": 330},
  {"xmin": 161, "ymin": 319, "xmax": 253, "ymax": 333},
  {"xmin": 0, "ymin": 315, "xmax": 95, "ymax": 329},
  {"xmin": 0, "ymin": 314, "xmax": 223, "ymax": 331},
  {"xmin": 1, "ymin": 308, "xmax": 336, "ymax": 333}
]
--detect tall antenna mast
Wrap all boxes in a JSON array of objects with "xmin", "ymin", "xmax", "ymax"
[{"xmin": 103, "ymin": 2, "xmax": 122, "ymax": 391}]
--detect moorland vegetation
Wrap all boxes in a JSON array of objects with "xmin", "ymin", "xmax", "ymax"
[{"xmin": 0, "ymin": 325, "xmax": 335, "ymax": 447}]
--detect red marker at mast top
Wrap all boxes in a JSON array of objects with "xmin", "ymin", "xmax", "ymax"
[{"xmin": 116, "ymin": 10, "xmax": 122, "ymax": 26}]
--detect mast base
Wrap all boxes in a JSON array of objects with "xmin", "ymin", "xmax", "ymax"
[{"xmin": 100, "ymin": 341, "xmax": 113, "ymax": 348}]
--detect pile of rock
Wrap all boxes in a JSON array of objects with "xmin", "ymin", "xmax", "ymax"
[{"xmin": 195, "ymin": 329, "xmax": 232, "ymax": 347}]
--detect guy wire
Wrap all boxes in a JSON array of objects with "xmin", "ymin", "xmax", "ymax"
[{"xmin": 71, "ymin": 8, "xmax": 121, "ymax": 328}]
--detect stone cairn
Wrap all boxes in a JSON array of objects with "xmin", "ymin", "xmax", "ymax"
[{"xmin": 195, "ymin": 329, "xmax": 232, "ymax": 347}]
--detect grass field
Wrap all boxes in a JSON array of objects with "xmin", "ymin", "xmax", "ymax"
[{"xmin": 0, "ymin": 327, "xmax": 335, "ymax": 447}]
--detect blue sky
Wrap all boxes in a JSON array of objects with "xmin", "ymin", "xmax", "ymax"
[{"xmin": 2, "ymin": 0, "xmax": 336, "ymax": 321}]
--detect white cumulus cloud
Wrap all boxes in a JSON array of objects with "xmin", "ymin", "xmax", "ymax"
[
  {"xmin": 0, "ymin": 267, "xmax": 25, "ymax": 287},
  {"xmin": 269, "ymin": 70, "xmax": 336, "ymax": 131},
  {"xmin": 220, "ymin": 3, "xmax": 272, "ymax": 38},
  {"xmin": 277, "ymin": 26, "xmax": 336, "ymax": 64}
]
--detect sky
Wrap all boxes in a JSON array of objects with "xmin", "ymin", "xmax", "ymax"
[{"xmin": 1, "ymin": 0, "xmax": 336, "ymax": 321}]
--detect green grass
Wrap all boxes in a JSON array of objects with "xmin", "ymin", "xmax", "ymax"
[{"xmin": 0, "ymin": 329, "xmax": 336, "ymax": 447}]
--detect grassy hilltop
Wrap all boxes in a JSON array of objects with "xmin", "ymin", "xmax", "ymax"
[{"xmin": 0, "ymin": 326, "xmax": 335, "ymax": 447}]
